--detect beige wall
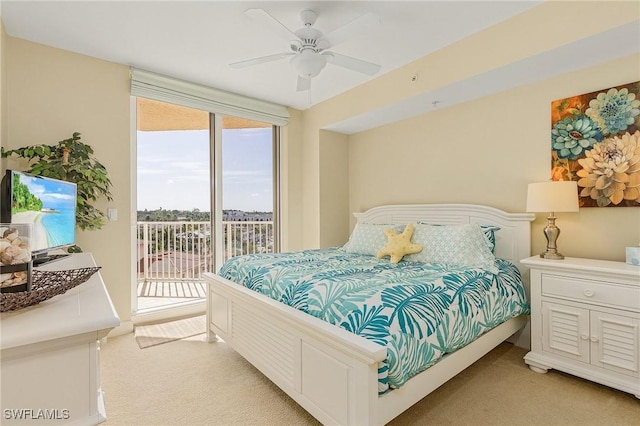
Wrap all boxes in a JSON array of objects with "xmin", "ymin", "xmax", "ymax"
[
  {"xmin": 279, "ymin": 108, "xmax": 304, "ymax": 251},
  {"xmin": 319, "ymin": 130, "xmax": 349, "ymax": 248},
  {"xmin": 348, "ymin": 53, "xmax": 640, "ymax": 262},
  {"xmin": 302, "ymin": 1, "xmax": 640, "ymax": 261},
  {"xmin": 1, "ymin": 20, "xmax": 7, "ymax": 155},
  {"xmin": 4, "ymin": 37, "xmax": 133, "ymax": 321}
]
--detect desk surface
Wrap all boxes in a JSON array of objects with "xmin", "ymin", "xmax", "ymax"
[{"xmin": 1, "ymin": 253, "xmax": 120, "ymax": 350}]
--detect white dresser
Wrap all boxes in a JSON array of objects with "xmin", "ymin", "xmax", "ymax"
[
  {"xmin": 521, "ymin": 256, "xmax": 640, "ymax": 398},
  {"xmin": 0, "ymin": 253, "xmax": 120, "ymax": 425}
]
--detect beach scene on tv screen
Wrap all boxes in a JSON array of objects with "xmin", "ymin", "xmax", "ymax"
[{"xmin": 11, "ymin": 173, "xmax": 76, "ymax": 252}]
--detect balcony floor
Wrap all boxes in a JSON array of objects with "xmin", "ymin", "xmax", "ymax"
[{"xmin": 137, "ymin": 280, "xmax": 206, "ymax": 311}]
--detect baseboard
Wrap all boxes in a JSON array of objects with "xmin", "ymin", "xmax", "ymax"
[{"xmin": 107, "ymin": 320, "xmax": 134, "ymax": 338}]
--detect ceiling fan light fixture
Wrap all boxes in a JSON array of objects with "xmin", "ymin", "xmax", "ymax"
[
  {"xmin": 290, "ymin": 49, "xmax": 327, "ymax": 78},
  {"xmin": 235, "ymin": 8, "xmax": 382, "ymax": 90}
]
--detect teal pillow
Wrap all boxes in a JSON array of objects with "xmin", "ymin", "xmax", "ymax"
[
  {"xmin": 344, "ymin": 223, "xmax": 405, "ymax": 256},
  {"xmin": 406, "ymin": 223, "xmax": 498, "ymax": 273},
  {"xmin": 480, "ymin": 225, "xmax": 500, "ymax": 253}
]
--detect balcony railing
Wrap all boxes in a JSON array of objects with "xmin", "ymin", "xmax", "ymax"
[{"xmin": 137, "ymin": 220, "xmax": 274, "ymax": 288}]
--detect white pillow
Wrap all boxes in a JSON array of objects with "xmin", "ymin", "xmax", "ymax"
[
  {"xmin": 405, "ymin": 223, "xmax": 498, "ymax": 273},
  {"xmin": 418, "ymin": 222, "xmax": 500, "ymax": 253},
  {"xmin": 343, "ymin": 223, "xmax": 404, "ymax": 256}
]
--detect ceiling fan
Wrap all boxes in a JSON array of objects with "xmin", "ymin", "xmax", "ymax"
[{"xmin": 230, "ymin": 8, "xmax": 382, "ymax": 92}]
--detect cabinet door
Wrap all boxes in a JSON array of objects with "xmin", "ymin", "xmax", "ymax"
[
  {"xmin": 542, "ymin": 301, "xmax": 590, "ymax": 363},
  {"xmin": 590, "ymin": 311, "xmax": 640, "ymax": 377}
]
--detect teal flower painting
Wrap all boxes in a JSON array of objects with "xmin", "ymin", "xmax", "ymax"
[
  {"xmin": 585, "ymin": 88, "xmax": 640, "ymax": 135},
  {"xmin": 551, "ymin": 81, "xmax": 640, "ymax": 207},
  {"xmin": 551, "ymin": 115, "xmax": 602, "ymax": 160}
]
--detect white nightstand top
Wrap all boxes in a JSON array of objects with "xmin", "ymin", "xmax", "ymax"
[{"xmin": 521, "ymin": 256, "xmax": 640, "ymax": 280}]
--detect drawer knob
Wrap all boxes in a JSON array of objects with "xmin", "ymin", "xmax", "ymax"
[
  {"xmin": 583, "ymin": 289, "xmax": 595, "ymax": 297},
  {"xmin": 590, "ymin": 336, "xmax": 599, "ymax": 342},
  {"xmin": 580, "ymin": 334, "xmax": 589, "ymax": 340}
]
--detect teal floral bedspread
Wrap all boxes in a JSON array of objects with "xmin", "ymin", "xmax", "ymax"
[{"xmin": 219, "ymin": 248, "xmax": 529, "ymax": 393}]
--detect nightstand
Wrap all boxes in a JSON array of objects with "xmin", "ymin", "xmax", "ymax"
[{"xmin": 521, "ymin": 256, "xmax": 640, "ymax": 399}]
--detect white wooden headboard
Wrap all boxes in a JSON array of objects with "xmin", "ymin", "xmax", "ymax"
[{"xmin": 353, "ymin": 204, "xmax": 535, "ymax": 275}]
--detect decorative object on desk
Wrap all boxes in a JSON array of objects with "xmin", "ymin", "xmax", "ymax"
[
  {"xmin": 1, "ymin": 132, "xmax": 114, "ymax": 230},
  {"xmin": 527, "ymin": 181, "xmax": 579, "ymax": 260},
  {"xmin": 0, "ymin": 224, "xmax": 32, "ymax": 293},
  {"xmin": 551, "ymin": 81, "xmax": 640, "ymax": 207},
  {"xmin": 0, "ymin": 266, "xmax": 100, "ymax": 312},
  {"xmin": 626, "ymin": 246, "xmax": 640, "ymax": 266}
]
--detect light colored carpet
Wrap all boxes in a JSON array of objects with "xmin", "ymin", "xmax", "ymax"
[
  {"xmin": 101, "ymin": 333, "xmax": 640, "ymax": 426},
  {"xmin": 134, "ymin": 315, "xmax": 206, "ymax": 349}
]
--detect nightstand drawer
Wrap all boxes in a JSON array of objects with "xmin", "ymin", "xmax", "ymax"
[{"xmin": 541, "ymin": 275, "xmax": 639, "ymax": 311}]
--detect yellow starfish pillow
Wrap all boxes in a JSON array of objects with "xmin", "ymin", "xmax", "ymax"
[{"xmin": 376, "ymin": 223, "xmax": 423, "ymax": 264}]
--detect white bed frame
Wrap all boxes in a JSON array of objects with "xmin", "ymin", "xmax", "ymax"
[{"xmin": 205, "ymin": 204, "xmax": 535, "ymax": 425}]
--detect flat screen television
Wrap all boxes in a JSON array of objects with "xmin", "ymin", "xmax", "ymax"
[{"xmin": 1, "ymin": 170, "xmax": 77, "ymax": 265}]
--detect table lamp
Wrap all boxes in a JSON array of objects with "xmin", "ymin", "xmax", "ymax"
[{"xmin": 526, "ymin": 181, "xmax": 579, "ymax": 260}]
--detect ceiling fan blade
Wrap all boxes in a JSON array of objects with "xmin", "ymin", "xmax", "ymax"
[
  {"xmin": 322, "ymin": 12, "xmax": 381, "ymax": 47},
  {"xmin": 323, "ymin": 52, "xmax": 381, "ymax": 76},
  {"xmin": 229, "ymin": 52, "xmax": 294, "ymax": 69},
  {"xmin": 297, "ymin": 76, "xmax": 311, "ymax": 92},
  {"xmin": 245, "ymin": 8, "xmax": 299, "ymax": 41}
]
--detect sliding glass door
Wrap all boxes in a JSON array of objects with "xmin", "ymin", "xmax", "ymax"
[
  {"xmin": 135, "ymin": 98, "xmax": 211, "ymax": 313},
  {"xmin": 218, "ymin": 116, "xmax": 278, "ymax": 265},
  {"xmin": 133, "ymin": 98, "xmax": 279, "ymax": 315}
]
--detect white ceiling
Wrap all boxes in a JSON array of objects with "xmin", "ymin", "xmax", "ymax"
[
  {"xmin": 1, "ymin": 1, "xmax": 638, "ymax": 134},
  {"xmin": 1, "ymin": 1, "xmax": 542, "ymax": 110}
]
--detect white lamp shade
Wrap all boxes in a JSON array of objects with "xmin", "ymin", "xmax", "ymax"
[{"xmin": 527, "ymin": 181, "xmax": 579, "ymax": 213}]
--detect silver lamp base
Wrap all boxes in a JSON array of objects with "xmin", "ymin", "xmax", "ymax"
[
  {"xmin": 540, "ymin": 213, "xmax": 565, "ymax": 260},
  {"xmin": 540, "ymin": 250, "xmax": 565, "ymax": 260}
]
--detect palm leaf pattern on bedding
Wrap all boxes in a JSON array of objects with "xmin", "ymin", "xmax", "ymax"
[
  {"xmin": 436, "ymin": 309, "xmax": 484, "ymax": 352},
  {"xmin": 334, "ymin": 285, "xmax": 386, "ymax": 320},
  {"xmin": 381, "ymin": 283, "xmax": 451, "ymax": 339},
  {"xmin": 340, "ymin": 304, "xmax": 389, "ymax": 346},
  {"xmin": 242, "ymin": 266, "xmax": 270, "ymax": 292},
  {"xmin": 219, "ymin": 248, "xmax": 528, "ymax": 392},
  {"xmin": 280, "ymin": 280, "xmax": 313, "ymax": 310},
  {"xmin": 307, "ymin": 282, "xmax": 350, "ymax": 323},
  {"xmin": 493, "ymin": 259, "xmax": 527, "ymax": 300},
  {"xmin": 442, "ymin": 270, "xmax": 493, "ymax": 317},
  {"xmin": 387, "ymin": 332, "xmax": 440, "ymax": 386}
]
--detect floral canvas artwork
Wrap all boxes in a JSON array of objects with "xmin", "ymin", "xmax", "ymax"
[{"xmin": 551, "ymin": 81, "xmax": 640, "ymax": 207}]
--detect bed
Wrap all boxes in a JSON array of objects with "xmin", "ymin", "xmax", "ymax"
[{"xmin": 204, "ymin": 204, "xmax": 535, "ymax": 425}]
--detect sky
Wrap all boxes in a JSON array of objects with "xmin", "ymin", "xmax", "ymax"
[
  {"xmin": 137, "ymin": 128, "xmax": 273, "ymax": 212},
  {"xmin": 16, "ymin": 172, "xmax": 77, "ymax": 210}
]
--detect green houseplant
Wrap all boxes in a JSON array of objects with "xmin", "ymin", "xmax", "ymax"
[{"xmin": 1, "ymin": 132, "xmax": 113, "ymax": 231}]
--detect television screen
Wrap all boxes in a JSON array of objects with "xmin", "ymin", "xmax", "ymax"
[{"xmin": 1, "ymin": 170, "xmax": 77, "ymax": 254}]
